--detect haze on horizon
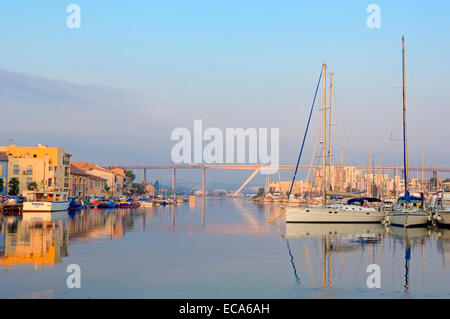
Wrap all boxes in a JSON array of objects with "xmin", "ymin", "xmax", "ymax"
[{"xmin": 0, "ymin": 1, "xmax": 449, "ymax": 186}]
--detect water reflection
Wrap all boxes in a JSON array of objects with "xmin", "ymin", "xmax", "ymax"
[
  {"xmin": 281, "ymin": 220, "xmax": 450, "ymax": 294},
  {"xmin": 0, "ymin": 209, "xmax": 135, "ymax": 269},
  {"xmin": 0, "ymin": 200, "xmax": 449, "ymax": 298},
  {"xmin": 0, "ymin": 213, "xmax": 68, "ymax": 269}
]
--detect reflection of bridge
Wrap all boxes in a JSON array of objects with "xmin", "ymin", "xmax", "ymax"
[{"xmin": 122, "ymin": 164, "xmax": 450, "ymax": 195}]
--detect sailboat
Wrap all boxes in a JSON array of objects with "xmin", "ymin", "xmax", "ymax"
[
  {"xmin": 432, "ymin": 182, "xmax": 450, "ymax": 226},
  {"xmin": 285, "ymin": 64, "xmax": 386, "ymax": 223},
  {"xmin": 386, "ymin": 36, "xmax": 430, "ymax": 228}
]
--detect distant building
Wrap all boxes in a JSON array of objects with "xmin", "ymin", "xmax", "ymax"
[
  {"xmin": 70, "ymin": 165, "xmax": 107, "ymax": 198},
  {"xmin": 0, "ymin": 151, "xmax": 8, "ymax": 195},
  {"xmin": 145, "ymin": 184, "xmax": 155, "ymax": 197},
  {"xmin": 0, "ymin": 144, "xmax": 71, "ymax": 195},
  {"xmin": 71, "ymin": 162, "xmax": 130, "ymax": 197}
]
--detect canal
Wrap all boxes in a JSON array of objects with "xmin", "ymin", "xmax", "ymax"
[{"xmin": 0, "ymin": 199, "xmax": 449, "ymax": 298}]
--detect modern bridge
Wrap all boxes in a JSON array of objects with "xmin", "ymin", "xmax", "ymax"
[{"xmin": 121, "ymin": 164, "xmax": 450, "ymax": 196}]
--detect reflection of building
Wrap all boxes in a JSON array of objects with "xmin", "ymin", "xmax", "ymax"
[
  {"xmin": 0, "ymin": 144, "xmax": 71, "ymax": 194},
  {"xmin": 0, "ymin": 218, "xmax": 68, "ymax": 269}
]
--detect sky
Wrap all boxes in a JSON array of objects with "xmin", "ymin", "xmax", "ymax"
[{"xmin": 0, "ymin": 1, "xmax": 449, "ymax": 187}]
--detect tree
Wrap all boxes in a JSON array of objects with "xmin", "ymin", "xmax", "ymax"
[
  {"xmin": 126, "ymin": 170, "xmax": 136, "ymax": 183},
  {"xmin": 0, "ymin": 178, "xmax": 4, "ymax": 193},
  {"xmin": 131, "ymin": 183, "xmax": 146, "ymax": 195},
  {"xmin": 8, "ymin": 178, "xmax": 19, "ymax": 196},
  {"xmin": 256, "ymin": 188, "xmax": 265, "ymax": 197}
]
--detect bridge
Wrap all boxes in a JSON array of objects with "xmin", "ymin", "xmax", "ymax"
[{"xmin": 122, "ymin": 164, "xmax": 450, "ymax": 196}]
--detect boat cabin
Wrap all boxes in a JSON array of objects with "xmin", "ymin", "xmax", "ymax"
[{"xmin": 23, "ymin": 190, "xmax": 69, "ymax": 202}]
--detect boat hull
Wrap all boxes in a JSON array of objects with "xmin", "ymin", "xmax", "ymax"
[
  {"xmin": 23, "ymin": 201, "xmax": 70, "ymax": 212},
  {"xmin": 436, "ymin": 210, "xmax": 450, "ymax": 226},
  {"xmin": 285, "ymin": 206, "xmax": 386, "ymax": 223},
  {"xmin": 388, "ymin": 211, "xmax": 430, "ymax": 228}
]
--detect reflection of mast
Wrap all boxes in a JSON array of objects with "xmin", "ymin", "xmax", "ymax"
[
  {"xmin": 286, "ymin": 240, "xmax": 301, "ymax": 285},
  {"xmin": 322, "ymin": 236, "xmax": 327, "ymax": 287},
  {"xmin": 404, "ymin": 242, "xmax": 411, "ymax": 292},
  {"xmin": 201, "ymin": 197, "xmax": 205, "ymax": 232},
  {"xmin": 301, "ymin": 237, "xmax": 316, "ymax": 285}
]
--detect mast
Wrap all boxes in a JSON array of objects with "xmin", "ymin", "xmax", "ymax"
[
  {"xmin": 421, "ymin": 152, "xmax": 424, "ymax": 194},
  {"xmin": 402, "ymin": 36, "xmax": 410, "ymax": 202},
  {"xmin": 328, "ymin": 73, "xmax": 334, "ymax": 191},
  {"xmin": 322, "ymin": 63, "xmax": 327, "ymax": 207}
]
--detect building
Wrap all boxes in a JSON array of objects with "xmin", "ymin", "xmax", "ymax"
[
  {"xmin": 71, "ymin": 162, "xmax": 130, "ymax": 197},
  {"xmin": 0, "ymin": 144, "xmax": 71, "ymax": 195},
  {"xmin": 70, "ymin": 165, "xmax": 107, "ymax": 198},
  {"xmin": 0, "ymin": 151, "xmax": 7, "ymax": 195}
]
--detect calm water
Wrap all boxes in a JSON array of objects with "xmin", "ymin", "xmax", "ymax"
[{"xmin": 0, "ymin": 199, "xmax": 449, "ymax": 299}]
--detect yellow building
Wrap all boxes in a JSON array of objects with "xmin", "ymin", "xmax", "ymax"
[{"xmin": 0, "ymin": 144, "xmax": 71, "ymax": 195}]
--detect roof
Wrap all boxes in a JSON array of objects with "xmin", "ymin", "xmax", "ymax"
[
  {"xmin": 70, "ymin": 165, "xmax": 90, "ymax": 176},
  {"xmin": 109, "ymin": 167, "xmax": 126, "ymax": 177},
  {"xmin": 72, "ymin": 162, "xmax": 109, "ymax": 173},
  {"xmin": 0, "ymin": 151, "xmax": 8, "ymax": 161},
  {"xmin": 87, "ymin": 174, "xmax": 107, "ymax": 182}
]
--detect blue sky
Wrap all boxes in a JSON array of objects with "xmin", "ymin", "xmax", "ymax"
[{"xmin": 0, "ymin": 1, "xmax": 449, "ymax": 185}]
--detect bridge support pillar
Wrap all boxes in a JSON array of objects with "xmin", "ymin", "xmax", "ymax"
[
  {"xmin": 202, "ymin": 168, "xmax": 206, "ymax": 195},
  {"xmin": 142, "ymin": 168, "xmax": 147, "ymax": 185}
]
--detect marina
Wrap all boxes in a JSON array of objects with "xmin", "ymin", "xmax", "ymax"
[{"xmin": 1, "ymin": 199, "xmax": 450, "ymax": 298}]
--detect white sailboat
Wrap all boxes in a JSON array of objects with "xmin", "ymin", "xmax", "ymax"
[
  {"xmin": 432, "ymin": 182, "xmax": 450, "ymax": 225},
  {"xmin": 285, "ymin": 64, "xmax": 385, "ymax": 223},
  {"xmin": 386, "ymin": 36, "xmax": 430, "ymax": 228}
]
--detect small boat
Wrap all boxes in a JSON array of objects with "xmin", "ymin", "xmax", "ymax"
[
  {"xmin": 22, "ymin": 190, "xmax": 70, "ymax": 212},
  {"xmin": 83, "ymin": 199, "xmax": 94, "ymax": 208},
  {"xmin": 139, "ymin": 201, "xmax": 154, "ymax": 208},
  {"xmin": 97, "ymin": 200, "xmax": 116, "ymax": 209},
  {"xmin": 68, "ymin": 197, "xmax": 85, "ymax": 210}
]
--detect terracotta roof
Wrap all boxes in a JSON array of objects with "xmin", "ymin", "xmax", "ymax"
[
  {"xmin": 72, "ymin": 162, "xmax": 109, "ymax": 173},
  {"xmin": 0, "ymin": 152, "xmax": 7, "ymax": 161},
  {"xmin": 110, "ymin": 167, "xmax": 126, "ymax": 177},
  {"xmin": 87, "ymin": 174, "xmax": 107, "ymax": 182},
  {"xmin": 70, "ymin": 165, "xmax": 90, "ymax": 176}
]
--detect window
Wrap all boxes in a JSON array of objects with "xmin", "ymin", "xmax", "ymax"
[
  {"xmin": 49, "ymin": 166, "xmax": 53, "ymax": 171},
  {"xmin": 26, "ymin": 178, "xmax": 32, "ymax": 185},
  {"xmin": 27, "ymin": 165, "xmax": 32, "ymax": 175},
  {"xmin": 13, "ymin": 165, "xmax": 19, "ymax": 175}
]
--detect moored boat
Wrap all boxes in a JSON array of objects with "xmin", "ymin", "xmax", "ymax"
[
  {"xmin": 386, "ymin": 37, "xmax": 430, "ymax": 228},
  {"xmin": 432, "ymin": 182, "xmax": 450, "ymax": 226},
  {"xmin": 22, "ymin": 190, "xmax": 70, "ymax": 212}
]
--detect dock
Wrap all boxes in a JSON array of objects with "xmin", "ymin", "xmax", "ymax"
[{"xmin": 0, "ymin": 204, "xmax": 23, "ymax": 216}]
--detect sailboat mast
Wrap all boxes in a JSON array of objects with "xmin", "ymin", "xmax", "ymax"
[
  {"xmin": 402, "ymin": 36, "xmax": 410, "ymax": 202},
  {"xmin": 322, "ymin": 63, "xmax": 327, "ymax": 207},
  {"xmin": 328, "ymin": 73, "xmax": 334, "ymax": 191}
]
